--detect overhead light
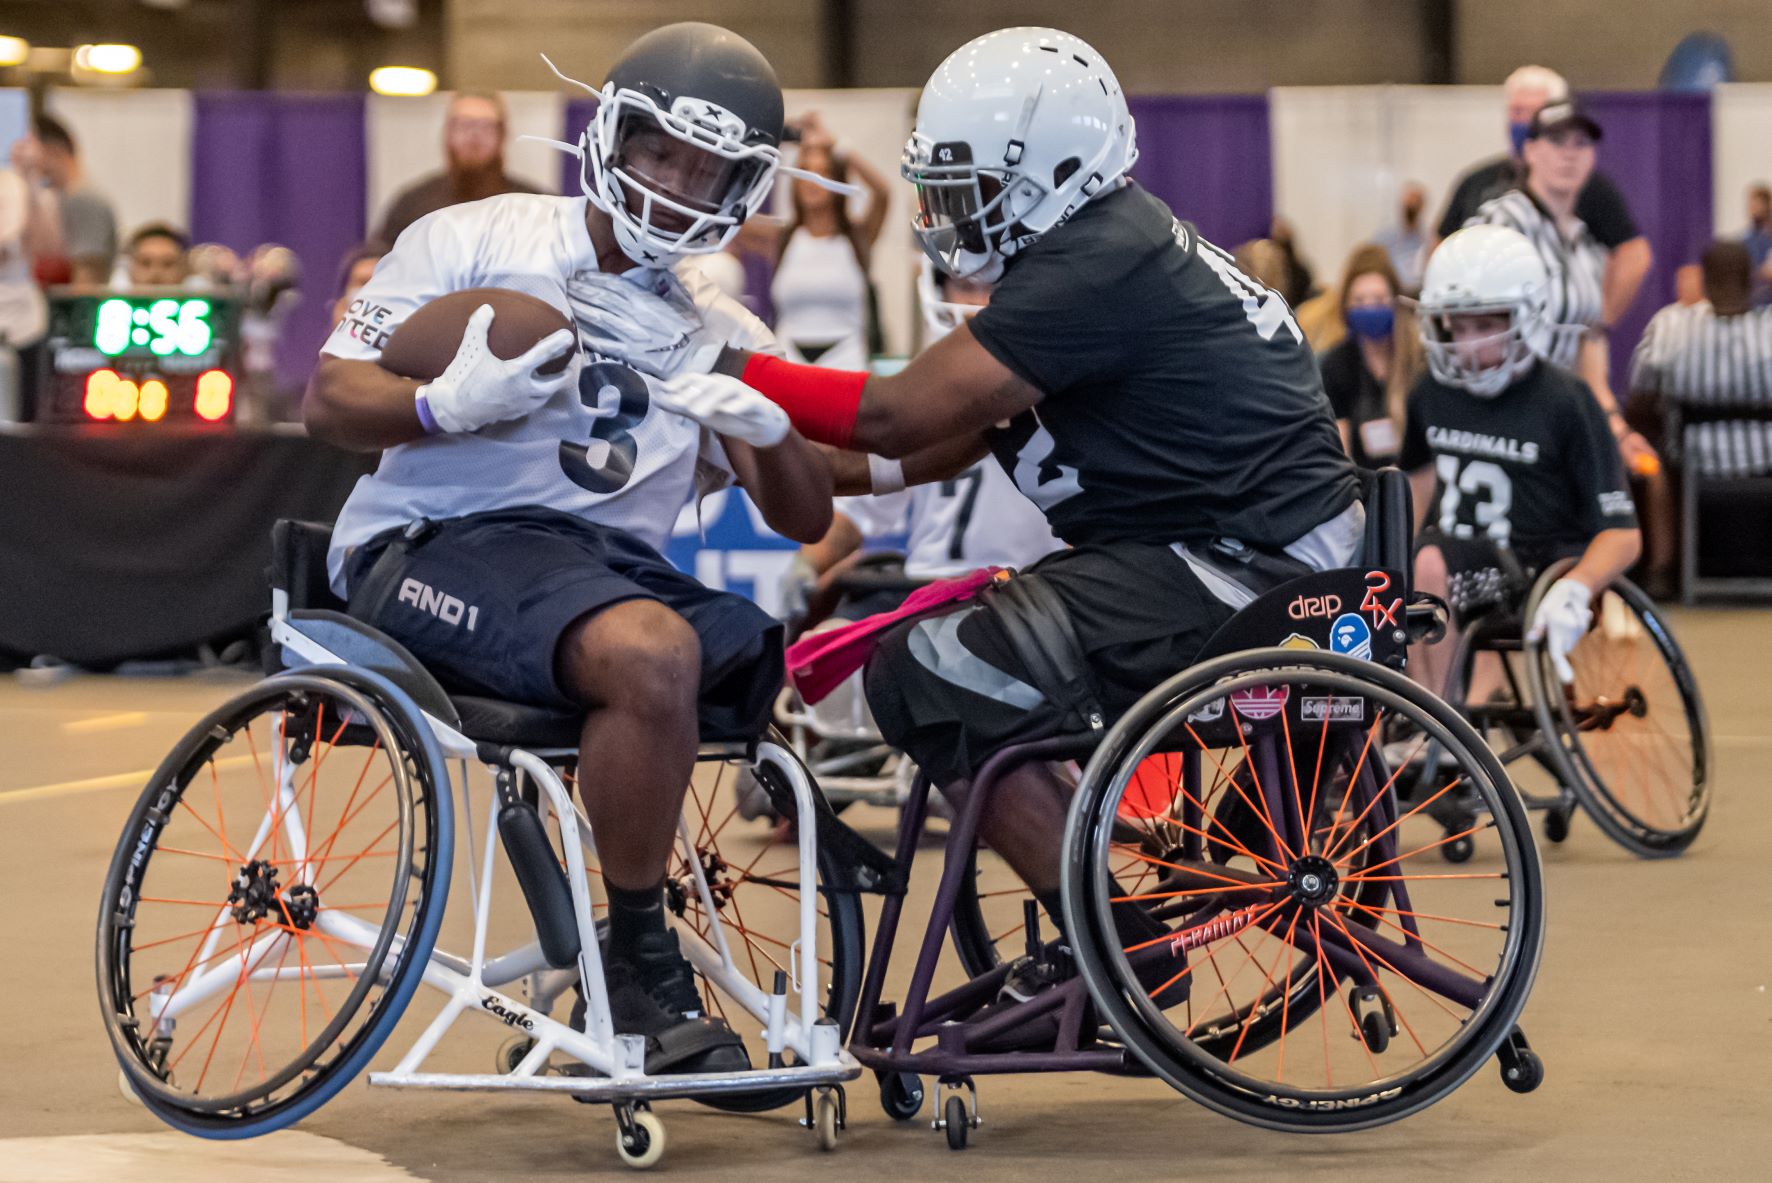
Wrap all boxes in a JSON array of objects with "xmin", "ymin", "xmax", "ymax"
[
  {"xmin": 369, "ymin": 66, "xmax": 436, "ymax": 97},
  {"xmin": 0, "ymin": 36, "xmax": 29, "ymax": 67},
  {"xmin": 73, "ymin": 43, "xmax": 142, "ymax": 75}
]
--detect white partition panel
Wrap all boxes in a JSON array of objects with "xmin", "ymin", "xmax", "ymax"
[
  {"xmin": 1713, "ymin": 84, "xmax": 1772, "ymax": 238},
  {"xmin": 45, "ymin": 89, "xmax": 193, "ymax": 240},
  {"xmin": 1271, "ymin": 85, "xmax": 1500, "ymax": 287},
  {"xmin": 366, "ymin": 90, "xmax": 566, "ymax": 238}
]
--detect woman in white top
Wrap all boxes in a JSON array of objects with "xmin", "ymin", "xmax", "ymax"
[
  {"xmin": 1466, "ymin": 99, "xmax": 1656, "ymax": 470},
  {"xmin": 759, "ymin": 112, "xmax": 891, "ymax": 369}
]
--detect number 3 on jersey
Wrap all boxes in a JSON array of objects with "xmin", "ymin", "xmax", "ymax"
[
  {"xmin": 1436, "ymin": 454, "xmax": 1513, "ymax": 542},
  {"xmin": 559, "ymin": 361, "xmax": 649, "ymax": 494}
]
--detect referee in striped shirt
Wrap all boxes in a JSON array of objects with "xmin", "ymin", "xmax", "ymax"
[
  {"xmin": 1631, "ymin": 240, "xmax": 1772, "ymax": 469},
  {"xmin": 1464, "ymin": 100, "xmax": 1657, "ymax": 473}
]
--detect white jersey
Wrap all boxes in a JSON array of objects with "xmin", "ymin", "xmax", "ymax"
[
  {"xmin": 839, "ymin": 459, "xmax": 1062, "ymax": 579},
  {"xmin": 321, "ymin": 194, "xmax": 776, "ymax": 592}
]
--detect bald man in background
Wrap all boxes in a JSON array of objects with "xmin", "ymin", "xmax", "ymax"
[{"xmin": 374, "ymin": 92, "xmax": 544, "ymax": 246}]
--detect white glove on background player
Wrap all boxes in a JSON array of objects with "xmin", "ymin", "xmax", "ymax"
[
  {"xmin": 1529, "ymin": 577, "xmax": 1594, "ymax": 685},
  {"xmin": 417, "ymin": 304, "xmax": 576, "ymax": 434},
  {"xmin": 653, "ymin": 370, "xmax": 790, "ymax": 447}
]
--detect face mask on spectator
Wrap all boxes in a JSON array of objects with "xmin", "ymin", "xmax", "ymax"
[
  {"xmin": 1346, "ymin": 304, "xmax": 1394, "ymax": 341},
  {"xmin": 1509, "ymin": 121, "xmax": 1532, "ymax": 157}
]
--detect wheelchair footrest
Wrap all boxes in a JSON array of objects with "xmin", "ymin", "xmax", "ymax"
[{"xmin": 367, "ymin": 1058, "xmax": 861, "ymax": 1100}]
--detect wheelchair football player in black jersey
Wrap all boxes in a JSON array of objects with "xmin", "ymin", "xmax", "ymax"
[
  {"xmin": 1399, "ymin": 225, "xmax": 1709, "ymax": 859},
  {"xmin": 691, "ymin": 26, "xmax": 1549, "ymax": 1135}
]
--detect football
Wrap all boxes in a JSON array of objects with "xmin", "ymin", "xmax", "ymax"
[{"xmin": 378, "ymin": 287, "xmax": 576, "ymax": 380}]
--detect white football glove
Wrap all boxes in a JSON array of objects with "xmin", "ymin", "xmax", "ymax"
[
  {"xmin": 417, "ymin": 304, "xmax": 576, "ymax": 434},
  {"xmin": 1528, "ymin": 577, "xmax": 1594, "ymax": 685},
  {"xmin": 653, "ymin": 370, "xmax": 790, "ymax": 448}
]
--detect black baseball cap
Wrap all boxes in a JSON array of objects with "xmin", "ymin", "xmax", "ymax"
[{"xmin": 1528, "ymin": 99, "xmax": 1603, "ymax": 142}]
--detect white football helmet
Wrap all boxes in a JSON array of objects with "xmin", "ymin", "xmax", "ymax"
[
  {"xmin": 901, "ymin": 27, "xmax": 1138, "ymax": 281},
  {"xmin": 1417, "ymin": 225, "xmax": 1551, "ymax": 397}
]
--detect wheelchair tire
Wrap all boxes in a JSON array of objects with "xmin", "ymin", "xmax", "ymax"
[
  {"xmin": 1522, "ymin": 563, "xmax": 1711, "ymax": 858},
  {"xmin": 97, "ymin": 668, "xmax": 453, "ymax": 1138},
  {"xmin": 644, "ymin": 743, "xmax": 865, "ymax": 1114},
  {"xmin": 1064, "ymin": 650, "xmax": 1544, "ymax": 1133}
]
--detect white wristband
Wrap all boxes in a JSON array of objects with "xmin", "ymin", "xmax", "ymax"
[{"xmin": 867, "ymin": 453, "xmax": 906, "ymax": 495}]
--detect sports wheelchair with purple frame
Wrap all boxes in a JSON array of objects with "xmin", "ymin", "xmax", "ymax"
[{"xmin": 839, "ymin": 468, "xmax": 1547, "ymax": 1145}]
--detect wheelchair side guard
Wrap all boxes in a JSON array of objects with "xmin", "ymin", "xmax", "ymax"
[
  {"xmin": 276, "ymin": 609, "xmax": 462, "ymax": 729},
  {"xmin": 1195, "ymin": 567, "xmax": 1411, "ymax": 671},
  {"xmin": 496, "ymin": 771, "xmax": 582, "ymax": 970},
  {"xmin": 754, "ymin": 737, "xmax": 899, "ymax": 893},
  {"xmin": 980, "ymin": 574, "xmax": 1107, "ymax": 732}
]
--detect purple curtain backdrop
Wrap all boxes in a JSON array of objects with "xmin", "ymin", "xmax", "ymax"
[
  {"xmin": 189, "ymin": 93, "xmax": 368, "ymax": 399},
  {"xmin": 1584, "ymin": 92, "xmax": 1713, "ymax": 394},
  {"xmin": 1127, "ymin": 95, "xmax": 1273, "ymax": 249}
]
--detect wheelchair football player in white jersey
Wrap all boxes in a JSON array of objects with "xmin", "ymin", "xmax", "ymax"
[
  {"xmin": 741, "ymin": 260, "xmax": 1065, "ymax": 819},
  {"xmin": 97, "ymin": 23, "xmax": 874, "ymax": 1167}
]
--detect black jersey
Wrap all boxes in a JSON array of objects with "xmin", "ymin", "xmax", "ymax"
[
  {"xmin": 968, "ymin": 182, "xmax": 1359, "ymax": 551},
  {"xmin": 1399, "ymin": 362, "xmax": 1638, "ymax": 554}
]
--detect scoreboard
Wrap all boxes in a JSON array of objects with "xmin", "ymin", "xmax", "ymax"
[{"xmin": 39, "ymin": 289, "xmax": 242, "ymax": 424}]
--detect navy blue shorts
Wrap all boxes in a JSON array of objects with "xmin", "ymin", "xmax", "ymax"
[{"xmin": 343, "ymin": 507, "xmax": 784, "ymax": 740}]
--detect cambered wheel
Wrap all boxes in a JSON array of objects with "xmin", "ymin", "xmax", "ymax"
[
  {"xmin": 1066, "ymin": 650, "xmax": 1544, "ymax": 1133},
  {"xmin": 1522, "ymin": 564, "xmax": 1710, "ymax": 858},
  {"xmin": 95, "ymin": 669, "xmax": 453, "ymax": 1138}
]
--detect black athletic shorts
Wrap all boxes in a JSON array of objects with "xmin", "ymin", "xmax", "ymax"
[
  {"xmin": 863, "ymin": 542, "xmax": 1237, "ymax": 785},
  {"xmin": 343, "ymin": 506, "xmax": 783, "ymax": 739},
  {"xmin": 1415, "ymin": 527, "xmax": 1583, "ymax": 622}
]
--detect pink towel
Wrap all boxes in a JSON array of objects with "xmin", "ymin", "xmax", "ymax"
[{"xmin": 786, "ymin": 566, "xmax": 1007, "ymax": 703}]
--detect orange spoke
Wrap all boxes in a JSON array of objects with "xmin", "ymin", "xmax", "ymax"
[
  {"xmin": 1227, "ymin": 910, "xmax": 1301, "ymax": 1064},
  {"xmin": 1319, "ymin": 909, "xmax": 1464, "ymax": 1023},
  {"xmin": 1112, "ymin": 881, "xmax": 1283, "ymax": 907},
  {"xmin": 314, "ymin": 817, "xmax": 401, "ymax": 897},
  {"xmin": 1185, "ymin": 723, "xmax": 1295, "ymax": 866},
  {"xmin": 1311, "ymin": 913, "xmax": 1332, "ymax": 1086},
  {"xmin": 1324, "ymin": 740, "xmax": 1450, "ymax": 866},
  {"xmin": 175, "ymin": 798, "xmax": 248, "ymax": 866},
  {"xmin": 1228, "ymin": 713, "xmax": 1296, "ymax": 861},
  {"xmin": 1328, "ymin": 921, "xmax": 1381, "ymax": 1078},
  {"xmin": 1320, "ymin": 909, "xmax": 1435, "ymax": 1051},
  {"xmin": 1345, "ymin": 901, "xmax": 1503, "ymax": 931},
  {"xmin": 1338, "ymin": 820, "xmax": 1492, "ymax": 880},
  {"xmin": 1338, "ymin": 903, "xmax": 1491, "ymax": 979}
]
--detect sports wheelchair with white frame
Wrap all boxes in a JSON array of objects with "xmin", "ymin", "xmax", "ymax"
[
  {"xmin": 1404, "ymin": 553, "xmax": 1710, "ymax": 861},
  {"xmin": 96, "ymin": 521, "xmax": 862, "ymax": 1169}
]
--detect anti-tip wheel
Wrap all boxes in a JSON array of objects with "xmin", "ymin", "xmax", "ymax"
[
  {"xmin": 878, "ymin": 1070, "xmax": 923, "ymax": 1121},
  {"xmin": 815, "ymin": 1090, "xmax": 840, "ymax": 1152},
  {"xmin": 1501, "ymin": 1049, "xmax": 1545, "ymax": 1094},
  {"xmin": 943, "ymin": 1094, "xmax": 969, "ymax": 1151},
  {"xmin": 1543, "ymin": 806, "xmax": 1573, "ymax": 845},
  {"xmin": 616, "ymin": 1109, "xmax": 666, "ymax": 1170},
  {"xmin": 497, "ymin": 1035, "xmax": 536, "ymax": 1075},
  {"xmin": 1442, "ymin": 833, "xmax": 1476, "ymax": 863}
]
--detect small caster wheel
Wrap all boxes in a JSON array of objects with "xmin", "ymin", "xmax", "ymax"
[
  {"xmin": 943, "ymin": 1094, "xmax": 969, "ymax": 1151},
  {"xmin": 814, "ymin": 1089, "xmax": 840, "ymax": 1152},
  {"xmin": 615, "ymin": 1107, "xmax": 666, "ymax": 1170},
  {"xmin": 1442, "ymin": 833, "xmax": 1475, "ymax": 864},
  {"xmin": 1349, "ymin": 986, "xmax": 1395, "ymax": 1054},
  {"xmin": 497, "ymin": 1035, "xmax": 536, "ymax": 1074},
  {"xmin": 1496, "ymin": 1026, "xmax": 1545, "ymax": 1095},
  {"xmin": 877, "ymin": 1069, "xmax": 923, "ymax": 1121},
  {"xmin": 1543, "ymin": 807, "xmax": 1572, "ymax": 845}
]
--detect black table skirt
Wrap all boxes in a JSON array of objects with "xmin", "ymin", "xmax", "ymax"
[{"xmin": 1, "ymin": 426, "xmax": 374, "ymax": 667}]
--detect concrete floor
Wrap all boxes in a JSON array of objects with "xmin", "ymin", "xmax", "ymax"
[{"xmin": 2, "ymin": 606, "xmax": 1769, "ymax": 1181}]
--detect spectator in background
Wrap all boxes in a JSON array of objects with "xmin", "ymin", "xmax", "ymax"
[
  {"xmin": 1317, "ymin": 245, "xmax": 1424, "ymax": 469},
  {"xmin": 748, "ymin": 112, "xmax": 891, "ymax": 367},
  {"xmin": 1374, "ymin": 181, "xmax": 1429, "ymax": 294},
  {"xmin": 374, "ymin": 92, "xmax": 541, "ymax": 246},
  {"xmin": 1437, "ymin": 65, "xmax": 1652, "ymax": 333},
  {"xmin": 123, "ymin": 223, "xmax": 190, "ymax": 288},
  {"xmin": 1268, "ymin": 216, "xmax": 1317, "ymax": 308},
  {"xmin": 12, "ymin": 114, "xmax": 118, "ymax": 285},
  {"xmin": 1628, "ymin": 240, "xmax": 1770, "ymax": 595},
  {"xmin": 1465, "ymin": 101, "xmax": 1655, "ymax": 469},
  {"xmin": 0, "ymin": 165, "xmax": 48, "ymax": 421},
  {"xmin": 330, "ymin": 241, "xmax": 388, "ymax": 328},
  {"xmin": 1745, "ymin": 182, "xmax": 1771, "ymax": 308}
]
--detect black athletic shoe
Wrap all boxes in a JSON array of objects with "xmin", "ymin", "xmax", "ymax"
[{"xmin": 572, "ymin": 930, "xmax": 751, "ymax": 1077}]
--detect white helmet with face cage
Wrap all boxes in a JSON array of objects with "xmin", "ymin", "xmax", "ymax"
[
  {"xmin": 901, "ymin": 27, "xmax": 1138, "ymax": 282},
  {"xmin": 1417, "ymin": 224, "xmax": 1553, "ymax": 397}
]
